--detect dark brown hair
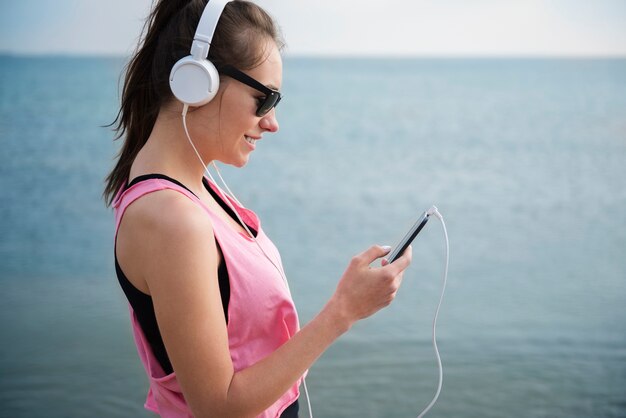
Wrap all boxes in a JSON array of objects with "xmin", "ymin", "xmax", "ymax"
[{"xmin": 103, "ymin": 0, "xmax": 284, "ymax": 206}]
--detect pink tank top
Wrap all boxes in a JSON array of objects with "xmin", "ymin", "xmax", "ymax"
[{"xmin": 113, "ymin": 176, "xmax": 302, "ymax": 417}]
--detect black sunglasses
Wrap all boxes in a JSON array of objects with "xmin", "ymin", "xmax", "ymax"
[{"xmin": 219, "ymin": 65, "xmax": 282, "ymax": 117}]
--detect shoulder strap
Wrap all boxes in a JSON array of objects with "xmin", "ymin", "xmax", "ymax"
[{"xmin": 113, "ymin": 174, "xmax": 204, "ymax": 235}]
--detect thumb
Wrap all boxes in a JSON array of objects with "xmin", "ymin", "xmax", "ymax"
[{"xmin": 356, "ymin": 245, "xmax": 392, "ymax": 266}]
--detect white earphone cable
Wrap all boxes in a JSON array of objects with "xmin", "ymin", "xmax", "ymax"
[
  {"xmin": 417, "ymin": 208, "xmax": 449, "ymax": 418},
  {"xmin": 181, "ymin": 105, "xmax": 313, "ymax": 417}
]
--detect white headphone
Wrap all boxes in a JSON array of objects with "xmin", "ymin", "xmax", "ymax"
[{"xmin": 169, "ymin": 0, "xmax": 233, "ymax": 107}]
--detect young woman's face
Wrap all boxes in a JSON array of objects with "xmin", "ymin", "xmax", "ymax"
[{"xmin": 192, "ymin": 41, "xmax": 283, "ymax": 167}]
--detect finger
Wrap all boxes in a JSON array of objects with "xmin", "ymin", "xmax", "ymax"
[
  {"xmin": 384, "ymin": 245, "xmax": 412, "ymax": 274},
  {"xmin": 355, "ymin": 245, "xmax": 392, "ymax": 266}
]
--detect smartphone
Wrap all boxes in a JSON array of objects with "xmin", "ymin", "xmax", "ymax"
[{"xmin": 386, "ymin": 210, "xmax": 430, "ymax": 264}]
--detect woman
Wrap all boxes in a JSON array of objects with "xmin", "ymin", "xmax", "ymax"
[{"xmin": 104, "ymin": 1, "xmax": 412, "ymax": 417}]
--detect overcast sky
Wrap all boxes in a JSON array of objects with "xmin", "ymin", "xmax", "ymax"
[{"xmin": 1, "ymin": 0, "xmax": 625, "ymax": 57}]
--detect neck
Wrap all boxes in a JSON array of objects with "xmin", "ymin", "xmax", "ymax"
[{"xmin": 130, "ymin": 105, "xmax": 210, "ymax": 195}]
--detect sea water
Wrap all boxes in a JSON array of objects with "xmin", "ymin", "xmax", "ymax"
[{"xmin": 1, "ymin": 55, "xmax": 625, "ymax": 417}]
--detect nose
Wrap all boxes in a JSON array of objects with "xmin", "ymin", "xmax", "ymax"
[{"xmin": 259, "ymin": 109, "xmax": 279, "ymax": 133}]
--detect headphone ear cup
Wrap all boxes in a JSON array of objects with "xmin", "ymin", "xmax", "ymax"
[{"xmin": 169, "ymin": 56, "xmax": 220, "ymax": 106}]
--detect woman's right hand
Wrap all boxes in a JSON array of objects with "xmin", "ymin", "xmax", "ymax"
[{"xmin": 328, "ymin": 244, "xmax": 413, "ymax": 330}]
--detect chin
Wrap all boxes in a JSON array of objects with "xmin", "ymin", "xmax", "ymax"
[{"xmin": 230, "ymin": 156, "xmax": 250, "ymax": 168}]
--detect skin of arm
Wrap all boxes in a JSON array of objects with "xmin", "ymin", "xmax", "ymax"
[{"xmin": 117, "ymin": 189, "xmax": 412, "ymax": 418}]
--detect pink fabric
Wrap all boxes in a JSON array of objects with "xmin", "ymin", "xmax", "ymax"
[{"xmin": 113, "ymin": 177, "xmax": 302, "ymax": 417}]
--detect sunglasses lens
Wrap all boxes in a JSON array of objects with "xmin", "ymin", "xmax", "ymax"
[{"xmin": 257, "ymin": 93, "xmax": 280, "ymax": 117}]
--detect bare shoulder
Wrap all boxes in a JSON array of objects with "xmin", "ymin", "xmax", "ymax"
[
  {"xmin": 122, "ymin": 188, "xmax": 213, "ymax": 240},
  {"xmin": 116, "ymin": 188, "xmax": 218, "ymax": 294}
]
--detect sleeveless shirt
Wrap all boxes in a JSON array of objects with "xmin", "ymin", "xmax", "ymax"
[{"xmin": 113, "ymin": 175, "xmax": 303, "ymax": 418}]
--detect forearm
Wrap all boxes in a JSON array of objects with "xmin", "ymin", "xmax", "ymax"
[{"xmin": 222, "ymin": 299, "xmax": 350, "ymax": 417}]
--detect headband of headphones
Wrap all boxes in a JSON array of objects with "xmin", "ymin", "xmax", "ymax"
[{"xmin": 190, "ymin": 0, "xmax": 233, "ymax": 60}]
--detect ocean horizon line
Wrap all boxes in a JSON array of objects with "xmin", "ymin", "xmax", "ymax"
[{"xmin": 2, "ymin": 51, "xmax": 625, "ymax": 61}]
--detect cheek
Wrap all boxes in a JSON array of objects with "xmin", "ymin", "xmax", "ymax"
[
  {"xmin": 225, "ymin": 88, "xmax": 258, "ymax": 121},
  {"xmin": 229, "ymin": 111, "xmax": 257, "ymax": 135},
  {"xmin": 218, "ymin": 88, "xmax": 259, "ymax": 138}
]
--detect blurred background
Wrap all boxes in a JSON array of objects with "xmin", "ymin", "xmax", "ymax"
[{"xmin": 1, "ymin": 1, "xmax": 625, "ymax": 417}]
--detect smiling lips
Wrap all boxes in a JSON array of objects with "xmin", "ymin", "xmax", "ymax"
[{"xmin": 244, "ymin": 135, "xmax": 260, "ymax": 149}]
